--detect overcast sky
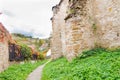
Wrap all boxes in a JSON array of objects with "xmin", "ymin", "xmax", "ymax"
[{"xmin": 0, "ymin": 0, "xmax": 60, "ymax": 38}]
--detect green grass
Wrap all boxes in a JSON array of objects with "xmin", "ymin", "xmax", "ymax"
[
  {"xmin": 0, "ymin": 60, "xmax": 47, "ymax": 80},
  {"xmin": 41, "ymin": 48, "xmax": 120, "ymax": 80}
]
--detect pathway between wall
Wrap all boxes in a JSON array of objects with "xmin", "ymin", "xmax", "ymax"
[{"xmin": 26, "ymin": 60, "xmax": 51, "ymax": 80}]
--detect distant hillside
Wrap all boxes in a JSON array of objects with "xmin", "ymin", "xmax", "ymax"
[
  {"xmin": 12, "ymin": 33, "xmax": 50, "ymax": 52},
  {"xmin": 12, "ymin": 33, "xmax": 32, "ymax": 38}
]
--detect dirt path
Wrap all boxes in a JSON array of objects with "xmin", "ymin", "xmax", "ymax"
[{"xmin": 26, "ymin": 60, "xmax": 51, "ymax": 80}]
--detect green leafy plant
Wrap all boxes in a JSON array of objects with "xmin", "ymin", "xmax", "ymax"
[
  {"xmin": 0, "ymin": 60, "xmax": 47, "ymax": 80},
  {"xmin": 41, "ymin": 48, "xmax": 120, "ymax": 80},
  {"xmin": 92, "ymin": 23, "xmax": 97, "ymax": 31},
  {"xmin": 79, "ymin": 48, "xmax": 106, "ymax": 59}
]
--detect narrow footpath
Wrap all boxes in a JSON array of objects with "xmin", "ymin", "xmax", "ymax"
[{"xmin": 26, "ymin": 60, "xmax": 51, "ymax": 80}]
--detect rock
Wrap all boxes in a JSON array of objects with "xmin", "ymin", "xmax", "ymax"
[{"xmin": 20, "ymin": 61, "xmax": 25, "ymax": 64}]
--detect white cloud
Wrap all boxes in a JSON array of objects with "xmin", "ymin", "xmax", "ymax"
[{"xmin": 0, "ymin": 0, "xmax": 60, "ymax": 39}]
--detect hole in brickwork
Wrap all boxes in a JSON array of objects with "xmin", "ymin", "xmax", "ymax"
[{"xmin": 117, "ymin": 33, "xmax": 119, "ymax": 37}]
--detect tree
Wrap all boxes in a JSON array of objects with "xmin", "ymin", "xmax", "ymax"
[{"xmin": 19, "ymin": 44, "xmax": 32, "ymax": 60}]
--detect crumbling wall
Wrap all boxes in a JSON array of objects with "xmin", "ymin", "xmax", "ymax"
[
  {"xmin": 51, "ymin": 0, "xmax": 69, "ymax": 59},
  {"xmin": 0, "ymin": 23, "xmax": 11, "ymax": 72},
  {"xmin": 93, "ymin": 0, "xmax": 120, "ymax": 49},
  {"xmin": 64, "ymin": 0, "xmax": 95, "ymax": 60},
  {"xmin": 51, "ymin": 0, "xmax": 120, "ymax": 61}
]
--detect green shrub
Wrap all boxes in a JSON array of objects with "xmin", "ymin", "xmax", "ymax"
[
  {"xmin": 38, "ymin": 53, "xmax": 45, "ymax": 60},
  {"xmin": 19, "ymin": 44, "xmax": 32, "ymax": 60},
  {"xmin": 79, "ymin": 48, "xmax": 106, "ymax": 59}
]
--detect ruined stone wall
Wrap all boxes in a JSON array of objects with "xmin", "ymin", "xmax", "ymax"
[
  {"xmin": 51, "ymin": 0, "xmax": 69, "ymax": 59},
  {"xmin": 64, "ymin": 0, "xmax": 95, "ymax": 60},
  {"xmin": 93, "ymin": 0, "xmax": 120, "ymax": 49},
  {"xmin": 51, "ymin": 0, "xmax": 120, "ymax": 61},
  {"xmin": 0, "ymin": 23, "xmax": 11, "ymax": 72}
]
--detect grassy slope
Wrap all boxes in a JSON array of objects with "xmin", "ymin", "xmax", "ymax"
[
  {"xmin": 42, "ymin": 48, "xmax": 120, "ymax": 80},
  {"xmin": 0, "ymin": 60, "xmax": 47, "ymax": 80}
]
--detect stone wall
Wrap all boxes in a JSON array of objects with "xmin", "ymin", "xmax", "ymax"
[
  {"xmin": 0, "ymin": 23, "xmax": 11, "ymax": 72},
  {"xmin": 51, "ymin": 0, "xmax": 69, "ymax": 59},
  {"xmin": 51, "ymin": 0, "xmax": 120, "ymax": 61},
  {"xmin": 93, "ymin": 0, "xmax": 120, "ymax": 49},
  {"xmin": 64, "ymin": 0, "xmax": 95, "ymax": 60}
]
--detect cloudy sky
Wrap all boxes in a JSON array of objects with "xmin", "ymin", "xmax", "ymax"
[{"xmin": 0, "ymin": 0, "xmax": 60, "ymax": 38}]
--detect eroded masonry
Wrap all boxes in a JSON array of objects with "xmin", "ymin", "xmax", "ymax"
[
  {"xmin": 0, "ymin": 23, "xmax": 11, "ymax": 72},
  {"xmin": 51, "ymin": 0, "xmax": 120, "ymax": 61}
]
